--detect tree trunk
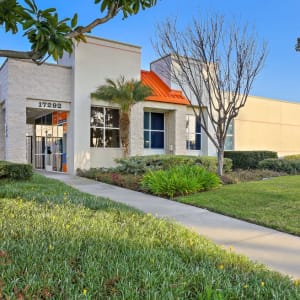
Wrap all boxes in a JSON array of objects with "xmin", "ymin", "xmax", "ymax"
[
  {"xmin": 217, "ymin": 148, "xmax": 224, "ymax": 177},
  {"xmin": 119, "ymin": 112, "xmax": 130, "ymax": 157}
]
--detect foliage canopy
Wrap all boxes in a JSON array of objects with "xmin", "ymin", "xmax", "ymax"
[{"xmin": 0, "ymin": 0, "xmax": 157, "ymax": 63}]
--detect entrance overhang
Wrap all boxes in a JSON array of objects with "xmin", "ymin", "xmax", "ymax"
[
  {"xmin": 25, "ymin": 98, "xmax": 70, "ymax": 173},
  {"xmin": 26, "ymin": 98, "xmax": 71, "ymax": 123}
]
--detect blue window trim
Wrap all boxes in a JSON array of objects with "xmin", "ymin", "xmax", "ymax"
[{"xmin": 144, "ymin": 112, "xmax": 165, "ymax": 149}]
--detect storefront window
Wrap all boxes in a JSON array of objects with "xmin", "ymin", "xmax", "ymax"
[{"xmin": 90, "ymin": 106, "xmax": 120, "ymax": 148}]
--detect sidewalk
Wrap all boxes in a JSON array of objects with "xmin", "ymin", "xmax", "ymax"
[{"xmin": 39, "ymin": 171, "xmax": 300, "ymax": 279}]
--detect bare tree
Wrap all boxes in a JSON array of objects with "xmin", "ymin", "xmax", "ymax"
[
  {"xmin": 296, "ymin": 38, "xmax": 300, "ymax": 51},
  {"xmin": 153, "ymin": 14, "xmax": 267, "ymax": 176}
]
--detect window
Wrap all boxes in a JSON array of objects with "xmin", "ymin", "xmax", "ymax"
[
  {"xmin": 90, "ymin": 106, "xmax": 120, "ymax": 148},
  {"xmin": 186, "ymin": 114, "xmax": 201, "ymax": 150},
  {"xmin": 144, "ymin": 112, "xmax": 164, "ymax": 149},
  {"xmin": 224, "ymin": 122, "xmax": 234, "ymax": 150}
]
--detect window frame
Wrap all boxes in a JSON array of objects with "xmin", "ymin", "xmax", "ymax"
[
  {"xmin": 90, "ymin": 106, "xmax": 120, "ymax": 148},
  {"xmin": 144, "ymin": 111, "xmax": 165, "ymax": 150},
  {"xmin": 186, "ymin": 114, "xmax": 201, "ymax": 151},
  {"xmin": 224, "ymin": 121, "xmax": 234, "ymax": 151}
]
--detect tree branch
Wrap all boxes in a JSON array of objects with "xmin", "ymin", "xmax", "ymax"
[
  {"xmin": 0, "ymin": 49, "xmax": 40, "ymax": 60},
  {"xmin": 67, "ymin": 3, "xmax": 119, "ymax": 38}
]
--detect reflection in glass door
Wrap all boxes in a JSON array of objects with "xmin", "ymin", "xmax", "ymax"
[{"xmin": 35, "ymin": 125, "xmax": 65, "ymax": 172}]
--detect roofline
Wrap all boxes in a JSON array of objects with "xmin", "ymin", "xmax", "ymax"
[
  {"xmin": 141, "ymin": 70, "xmax": 190, "ymax": 106},
  {"xmin": 247, "ymin": 94, "xmax": 300, "ymax": 106},
  {"xmin": 3, "ymin": 58, "xmax": 72, "ymax": 70},
  {"xmin": 141, "ymin": 69, "xmax": 185, "ymax": 95},
  {"xmin": 150, "ymin": 54, "xmax": 172, "ymax": 67},
  {"xmin": 150, "ymin": 53, "xmax": 203, "ymax": 68},
  {"xmin": 85, "ymin": 34, "xmax": 141, "ymax": 50}
]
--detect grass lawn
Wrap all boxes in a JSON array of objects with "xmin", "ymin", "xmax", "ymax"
[
  {"xmin": 0, "ymin": 174, "xmax": 299, "ymax": 299},
  {"xmin": 177, "ymin": 175, "xmax": 300, "ymax": 236}
]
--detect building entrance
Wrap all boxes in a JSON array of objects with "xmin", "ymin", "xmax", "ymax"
[{"xmin": 33, "ymin": 111, "xmax": 68, "ymax": 172}]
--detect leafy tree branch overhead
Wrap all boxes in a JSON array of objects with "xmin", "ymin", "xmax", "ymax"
[{"xmin": 0, "ymin": 0, "xmax": 157, "ymax": 64}]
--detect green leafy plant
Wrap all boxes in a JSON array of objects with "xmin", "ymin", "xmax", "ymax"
[
  {"xmin": 142, "ymin": 165, "xmax": 220, "ymax": 198},
  {"xmin": 0, "ymin": 161, "xmax": 33, "ymax": 180},
  {"xmin": 0, "ymin": 0, "xmax": 157, "ymax": 63},
  {"xmin": 284, "ymin": 154, "xmax": 300, "ymax": 160},
  {"xmin": 115, "ymin": 155, "xmax": 232, "ymax": 175}
]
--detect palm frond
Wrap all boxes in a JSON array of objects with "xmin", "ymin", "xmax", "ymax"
[
  {"xmin": 91, "ymin": 75, "xmax": 153, "ymax": 158},
  {"xmin": 92, "ymin": 75, "xmax": 152, "ymax": 112}
]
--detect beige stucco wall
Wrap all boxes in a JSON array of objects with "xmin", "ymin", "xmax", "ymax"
[
  {"xmin": 130, "ymin": 101, "xmax": 188, "ymax": 157},
  {"xmin": 87, "ymin": 98, "xmax": 216, "ymax": 169},
  {"xmin": 65, "ymin": 36, "xmax": 141, "ymax": 172},
  {"xmin": 234, "ymin": 96, "xmax": 300, "ymax": 156},
  {"xmin": 87, "ymin": 100, "xmax": 190, "ymax": 169},
  {"xmin": 129, "ymin": 102, "xmax": 215, "ymax": 158}
]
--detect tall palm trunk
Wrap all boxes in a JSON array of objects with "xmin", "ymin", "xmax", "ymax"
[{"xmin": 120, "ymin": 111, "xmax": 130, "ymax": 157}]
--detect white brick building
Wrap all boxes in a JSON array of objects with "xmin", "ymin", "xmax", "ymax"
[{"xmin": 0, "ymin": 36, "xmax": 216, "ymax": 174}]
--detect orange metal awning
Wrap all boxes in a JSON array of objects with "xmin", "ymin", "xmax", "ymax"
[{"xmin": 141, "ymin": 70, "xmax": 190, "ymax": 105}]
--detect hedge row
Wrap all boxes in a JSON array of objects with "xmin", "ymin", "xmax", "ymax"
[
  {"xmin": 258, "ymin": 158, "xmax": 300, "ymax": 174},
  {"xmin": 224, "ymin": 151, "xmax": 278, "ymax": 170},
  {"xmin": 284, "ymin": 154, "xmax": 300, "ymax": 160},
  {"xmin": 114, "ymin": 155, "xmax": 232, "ymax": 174},
  {"xmin": 0, "ymin": 161, "xmax": 33, "ymax": 180}
]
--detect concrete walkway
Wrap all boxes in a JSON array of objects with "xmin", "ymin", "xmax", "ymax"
[{"xmin": 39, "ymin": 171, "xmax": 300, "ymax": 279}]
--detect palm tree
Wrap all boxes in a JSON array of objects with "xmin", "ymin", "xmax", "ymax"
[{"xmin": 91, "ymin": 76, "xmax": 152, "ymax": 157}]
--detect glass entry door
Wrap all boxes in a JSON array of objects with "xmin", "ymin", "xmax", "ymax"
[
  {"xmin": 34, "ymin": 111, "xmax": 68, "ymax": 172},
  {"xmin": 35, "ymin": 124, "xmax": 66, "ymax": 172}
]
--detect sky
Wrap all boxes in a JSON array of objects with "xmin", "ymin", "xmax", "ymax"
[{"xmin": 1, "ymin": 0, "xmax": 300, "ymax": 102}]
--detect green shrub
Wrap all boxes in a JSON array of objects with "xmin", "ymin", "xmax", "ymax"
[
  {"xmin": 0, "ymin": 161, "xmax": 33, "ymax": 180},
  {"xmin": 258, "ymin": 158, "xmax": 300, "ymax": 174},
  {"xmin": 224, "ymin": 151, "xmax": 278, "ymax": 170},
  {"xmin": 0, "ymin": 161, "xmax": 7, "ymax": 177},
  {"xmin": 115, "ymin": 155, "xmax": 232, "ymax": 174},
  {"xmin": 197, "ymin": 156, "xmax": 232, "ymax": 173},
  {"xmin": 142, "ymin": 165, "xmax": 220, "ymax": 198},
  {"xmin": 284, "ymin": 154, "xmax": 300, "ymax": 160}
]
